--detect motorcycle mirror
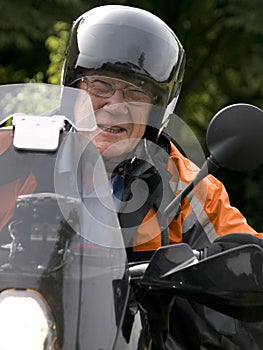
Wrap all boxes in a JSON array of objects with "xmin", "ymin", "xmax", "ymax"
[
  {"xmin": 206, "ymin": 103, "xmax": 263, "ymax": 171},
  {"xmin": 141, "ymin": 244, "xmax": 263, "ymax": 322}
]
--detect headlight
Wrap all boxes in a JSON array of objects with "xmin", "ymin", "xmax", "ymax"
[{"xmin": 0, "ymin": 289, "xmax": 57, "ymax": 350}]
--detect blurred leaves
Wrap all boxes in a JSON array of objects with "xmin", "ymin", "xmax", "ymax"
[{"xmin": 46, "ymin": 21, "xmax": 70, "ymax": 85}]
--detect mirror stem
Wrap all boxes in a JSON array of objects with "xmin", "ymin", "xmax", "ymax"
[{"xmin": 161, "ymin": 155, "xmax": 220, "ymax": 246}]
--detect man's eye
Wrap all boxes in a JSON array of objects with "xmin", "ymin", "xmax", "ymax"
[
  {"xmin": 127, "ymin": 89, "xmax": 151, "ymax": 99},
  {"xmin": 127, "ymin": 88, "xmax": 143, "ymax": 94},
  {"xmin": 93, "ymin": 80, "xmax": 112, "ymax": 89}
]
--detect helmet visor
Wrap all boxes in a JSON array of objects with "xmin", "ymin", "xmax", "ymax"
[{"xmin": 64, "ymin": 6, "xmax": 185, "ymax": 105}]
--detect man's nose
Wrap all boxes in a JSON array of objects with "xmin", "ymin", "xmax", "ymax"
[
  {"xmin": 104, "ymin": 90, "xmax": 129, "ymax": 114},
  {"xmin": 107, "ymin": 89, "xmax": 126, "ymax": 104}
]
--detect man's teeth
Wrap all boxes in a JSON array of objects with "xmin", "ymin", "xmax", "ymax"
[{"xmin": 99, "ymin": 125, "xmax": 124, "ymax": 133}]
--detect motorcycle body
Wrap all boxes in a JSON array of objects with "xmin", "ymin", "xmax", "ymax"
[{"xmin": 0, "ymin": 83, "xmax": 262, "ymax": 349}]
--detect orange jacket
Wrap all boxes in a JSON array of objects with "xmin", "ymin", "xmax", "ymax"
[
  {"xmin": 0, "ymin": 131, "xmax": 37, "ymax": 232},
  {"xmin": 133, "ymin": 142, "xmax": 262, "ymax": 252}
]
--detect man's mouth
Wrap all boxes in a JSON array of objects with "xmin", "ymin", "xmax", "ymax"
[{"xmin": 98, "ymin": 124, "xmax": 125, "ymax": 134}]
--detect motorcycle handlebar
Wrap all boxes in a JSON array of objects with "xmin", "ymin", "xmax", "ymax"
[{"xmin": 129, "ymin": 248, "xmax": 201, "ymax": 280}]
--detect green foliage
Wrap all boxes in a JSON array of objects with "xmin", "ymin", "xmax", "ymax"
[
  {"xmin": 45, "ymin": 22, "xmax": 70, "ymax": 85},
  {"xmin": 0, "ymin": 0, "xmax": 89, "ymax": 83}
]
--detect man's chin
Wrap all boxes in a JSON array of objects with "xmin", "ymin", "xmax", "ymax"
[
  {"xmin": 101, "ymin": 147, "xmax": 129, "ymax": 160},
  {"xmin": 97, "ymin": 140, "xmax": 137, "ymax": 158}
]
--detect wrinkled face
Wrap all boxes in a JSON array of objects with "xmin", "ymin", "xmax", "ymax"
[{"xmin": 74, "ymin": 76, "xmax": 153, "ymax": 159}]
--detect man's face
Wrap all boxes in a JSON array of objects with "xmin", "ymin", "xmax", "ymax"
[{"xmin": 75, "ymin": 76, "xmax": 153, "ymax": 159}]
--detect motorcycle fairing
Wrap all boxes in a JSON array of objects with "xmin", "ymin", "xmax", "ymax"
[{"xmin": 0, "ymin": 126, "xmax": 129, "ymax": 349}]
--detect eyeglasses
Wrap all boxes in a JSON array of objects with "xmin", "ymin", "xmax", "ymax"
[{"xmin": 80, "ymin": 76, "xmax": 154, "ymax": 103}]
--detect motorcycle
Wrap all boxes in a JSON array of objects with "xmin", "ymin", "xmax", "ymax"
[{"xmin": 0, "ymin": 83, "xmax": 262, "ymax": 349}]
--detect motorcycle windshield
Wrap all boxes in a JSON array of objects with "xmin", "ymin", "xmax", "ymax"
[
  {"xmin": 0, "ymin": 83, "xmax": 128, "ymax": 350},
  {"xmin": 0, "ymin": 82, "xmax": 97, "ymax": 132}
]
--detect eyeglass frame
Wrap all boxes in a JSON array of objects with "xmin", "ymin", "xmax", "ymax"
[{"xmin": 79, "ymin": 76, "xmax": 157, "ymax": 104}]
